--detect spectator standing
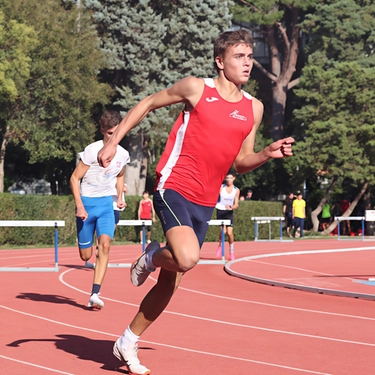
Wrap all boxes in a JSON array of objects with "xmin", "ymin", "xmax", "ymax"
[
  {"xmin": 321, "ymin": 202, "xmax": 332, "ymax": 230},
  {"xmin": 215, "ymin": 173, "xmax": 240, "ymax": 260},
  {"xmin": 138, "ymin": 190, "xmax": 156, "ymax": 244},
  {"xmin": 244, "ymin": 189, "xmax": 253, "ymax": 200},
  {"xmin": 339, "ymin": 199, "xmax": 351, "ymax": 235},
  {"xmin": 283, "ymin": 192, "xmax": 294, "ymax": 238},
  {"xmin": 292, "ymin": 193, "xmax": 306, "ymax": 238}
]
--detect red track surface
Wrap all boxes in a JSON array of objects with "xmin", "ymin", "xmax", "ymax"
[{"xmin": 1, "ymin": 239, "xmax": 375, "ymax": 374}]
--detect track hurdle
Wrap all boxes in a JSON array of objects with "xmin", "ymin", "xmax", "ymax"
[
  {"xmin": 0, "ymin": 220, "xmax": 65, "ymax": 272},
  {"xmin": 85, "ymin": 219, "xmax": 153, "ymax": 269},
  {"xmin": 251, "ymin": 216, "xmax": 291, "ymax": 242},
  {"xmin": 199, "ymin": 219, "xmax": 231, "ymax": 265},
  {"xmin": 335, "ymin": 216, "xmax": 365, "ymax": 240}
]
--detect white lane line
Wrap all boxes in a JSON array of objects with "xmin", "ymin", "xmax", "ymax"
[
  {"xmin": 58, "ymin": 269, "xmax": 375, "ymax": 347},
  {"xmin": 0, "ymin": 305, "xmax": 330, "ymax": 375},
  {"xmin": 0, "ymin": 354, "xmax": 74, "ymax": 374}
]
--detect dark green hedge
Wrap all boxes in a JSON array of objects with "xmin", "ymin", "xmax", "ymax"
[{"xmin": 0, "ymin": 194, "xmax": 283, "ymax": 246}]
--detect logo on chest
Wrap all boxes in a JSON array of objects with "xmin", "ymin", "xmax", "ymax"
[{"xmin": 229, "ymin": 110, "xmax": 247, "ymax": 121}]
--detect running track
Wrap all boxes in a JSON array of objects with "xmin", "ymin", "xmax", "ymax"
[{"xmin": 0, "ymin": 239, "xmax": 375, "ymax": 375}]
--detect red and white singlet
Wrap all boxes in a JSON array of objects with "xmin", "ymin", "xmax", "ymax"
[{"xmin": 155, "ymin": 78, "xmax": 254, "ymax": 207}]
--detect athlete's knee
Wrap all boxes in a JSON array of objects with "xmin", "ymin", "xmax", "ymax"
[
  {"xmin": 97, "ymin": 242, "xmax": 111, "ymax": 256},
  {"xmin": 79, "ymin": 248, "xmax": 92, "ymax": 261},
  {"xmin": 175, "ymin": 252, "xmax": 199, "ymax": 272}
]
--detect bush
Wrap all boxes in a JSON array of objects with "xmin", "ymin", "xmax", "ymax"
[{"xmin": 0, "ymin": 194, "xmax": 284, "ymax": 246}]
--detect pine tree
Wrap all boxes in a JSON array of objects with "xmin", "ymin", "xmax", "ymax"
[{"xmin": 84, "ymin": 0, "xmax": 233, "ymax": 195}]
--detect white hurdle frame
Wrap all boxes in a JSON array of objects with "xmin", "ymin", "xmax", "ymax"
[
  {"xmin": 93, "ymin": 220, "xmax": 153, "ymax": 268},
  {"xmin": 86, "ymin": 219, "xmax": 230, "ymax": 268},
  {"xmin": 251, "ymin": 216, "xmax": 292, "ymax": 242},
  {"xmin": 334, "ymin": 216, "xmax": 365, "ymax": 240},
  {"xmin": 0, "ymin": 220, "xmax": 65, "ymax": 272},
  {"xmin": 199, "ymin": 219, "xmax": 231, "ymax": 265}
]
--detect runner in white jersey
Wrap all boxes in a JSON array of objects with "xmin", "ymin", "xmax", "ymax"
[
  {"xmin": 215, "ymin": 173, "xmax": 240, "ymax": 260},
  {"xmin": 70, "ymin": 111, "xmax": 130, "ymax": 309}
]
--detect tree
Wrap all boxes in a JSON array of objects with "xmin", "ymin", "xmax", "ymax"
[
  {"xmin": 0, "ymin": 0, "xmax": 111, "ymax": 193},
  {"xmin": 84, "ymin": 0, "xmax": 233, "ymax": 195},
  {"xmin": 231, "ymin": 0, "xmax": 320, "ymax": 140},
  {"xmin": 291, "ymin": 0, "xmax": 375, "ymax": 233},
  {"xmin": 0, "ymin": 10, "xmax": 37, "ymax": 192}
]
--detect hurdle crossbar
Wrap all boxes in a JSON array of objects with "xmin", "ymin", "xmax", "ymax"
[
  {"xmin": 87, "ymin": 220, "xmax": 153, "ymax": 269},
  {"xmin": 251, "ymin": 216, "xmax": 291, "ymax": 242},
  {"xmin": 0, "ymin": 220, "xmax": 65, "ymax": 272},
  {"xmin": 334, "ymin": 216, "xmax": 365, "ymax": 241}
]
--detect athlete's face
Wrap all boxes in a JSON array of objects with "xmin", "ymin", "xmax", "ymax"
[
  {"xmin": 101, "ymin": 125, "xmax": 119, "ymax": 144},
  {"xmin": 225, "ymin": 174, "xmax": 235, "ymax": 186},
  {"xmin": 216, "ymin": 43, "xmax": 253, "ymax": 85}
]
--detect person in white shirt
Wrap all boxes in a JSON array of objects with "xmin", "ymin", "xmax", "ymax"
[
  {"xmin": 70, "ymin": 111, "xmax": 130, "ymax": 309},
  {"xmin": 215, "ymin": 173, "xmax": 240, "ymax": 260}
]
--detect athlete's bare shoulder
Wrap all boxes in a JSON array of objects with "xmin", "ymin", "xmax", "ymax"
[{"xmin": 168, "ymin": 76, "xmax": 205, "ymax": 108}]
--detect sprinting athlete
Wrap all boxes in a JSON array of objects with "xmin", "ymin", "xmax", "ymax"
[
  {"xmin": 70, "ymin": 111, "xmax": 130, "ymax": 309},
  {"xmin": 98, "ymin": 30, "xmax": 294, "ymax": 374},
  {"xmin": 215, "ymin": 173, "xmax": 240, "ymax": 260}
]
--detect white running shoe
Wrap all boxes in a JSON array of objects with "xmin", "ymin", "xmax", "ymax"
[
  {"xmin": 87, "ymin": 293, "xmax": 104, "ymax": 309},
  {"xmin": 113, "ymin": 338, "xmax": 150, "ymax": 375},
  {"xmin": 130, "ymin": 241, "xmax": 159, "ymax": 287}
]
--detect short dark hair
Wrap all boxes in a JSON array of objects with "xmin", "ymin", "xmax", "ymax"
[
  {"xmin": 99, "ymin": 110, "xmax": 122, "ymax": 131},
  {"xmin": 214, "ymin": 30, "xmax": 253, "ymax": 73},
  {"xmin": 247, "ymin": 189, "xmax": 253, "ymax": 193}
]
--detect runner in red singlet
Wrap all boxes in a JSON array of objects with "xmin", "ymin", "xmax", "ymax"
[
  {"xmin": 98, "ymin": 30, "xmax": 294, "ymax": 375},
  {"xmin": 138, "ymin": 190, "xmax": 156, "ymax": 244}
]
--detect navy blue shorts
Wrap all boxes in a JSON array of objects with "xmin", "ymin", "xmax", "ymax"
[
  {"xmin": 216, "ymin": 209, "xmax": 234, "ymax": 227},
  {"xmin": 153, "ymin": 189, "xmax": 214, "ymax": 248}
]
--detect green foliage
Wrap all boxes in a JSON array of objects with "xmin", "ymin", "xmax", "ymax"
[
  {"xmin": 292, "ymin": 0, "xmax": 375, "ymax": 193},
  {"xmin": 0, "ymin": 11, "xmax": 37, "ymax": 103},
  {"xmin": 0, "ymin": 195, "xmax": 284, "ymax": 245},
  {"xmin": 0, "ymin": 0, "xmax": 112, "ymax": 165},
  {"xmin": 302, "ymin": 0, "xmax": 375, "ymax": 65}
]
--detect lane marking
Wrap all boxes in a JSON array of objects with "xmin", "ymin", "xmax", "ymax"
[
  {"xmin": 0, "ymin": 354, "xmax": 74, "ymax": 374},
  {"xmin": 0, "ymin": 305, "xmax": 331, "ymax": 375},
  {"xmin": 57, "ymin": 270, "xmax": 375, "ymax": 347}
]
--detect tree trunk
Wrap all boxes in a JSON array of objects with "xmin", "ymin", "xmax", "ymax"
[
  {"xmin": 310, "ymin": 177, "xmax": 338, "ymax": 233},
  {"xmin": 323, "ymin": 181, "xmax": 369, "ymax": 235},
  {"xmin": 271, "ymin": 82, "xmax": 287, "ymax": 140},
  {"xmin": 0, "ymin": 126, "xmax": 10, "ymax": 193},
  {"xmin": 122, "ymin": 131, "xmax": 147, "ymax": 196}
]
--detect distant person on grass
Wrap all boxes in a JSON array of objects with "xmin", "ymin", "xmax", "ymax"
[
  {"xmin": 70, "ymin": 111, "xmax": 130, "ymax": 309},
  {"xmin": 215, "ymin": 173, "xmax": 240, "ymax": 260},
  {"xmin": 98, "ymin": 30, "xmax": 294, "ymax": 375}
]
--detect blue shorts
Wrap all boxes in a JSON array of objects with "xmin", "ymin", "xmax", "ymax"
[
  {"xmin": 76, "ymin": 196, "xmax": 115, "ymax": 249},
  {"xmin": 153, "ymin": 189, "xmax": 214, "ymax": 248}
]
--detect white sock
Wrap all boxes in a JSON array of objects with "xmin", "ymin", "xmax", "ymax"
[
  {"xmin": 229, "ymin": 243, "xmax": 234, "ymax": 252},
  {"xmin": 145, "ymin": 249, "xmax": 156, "ymax": 271},
  {"xmin": 120, "ymin": 326, "xmax": 140, "ymax": 348}
]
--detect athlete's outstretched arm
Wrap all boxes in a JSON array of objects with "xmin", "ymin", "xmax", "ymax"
[
  {"xmin": 98, "ymin": 77, "xmax": 204, "ymax": 168},
  {"xmin": 234, "ymin": 98, "xmax": 294, "ymax": 174}
]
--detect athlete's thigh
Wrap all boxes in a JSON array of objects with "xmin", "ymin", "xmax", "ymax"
[
  {"xmin": 154, "ymin": 189, "xmax": 213, "ymax": 248},
  {"xmin": 96, "ymin": 197, "xmax": 115, "ymax": 238},
  {"xmin": 76, "ymin": 201, "xmax": 97, "ymax": 249}
]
